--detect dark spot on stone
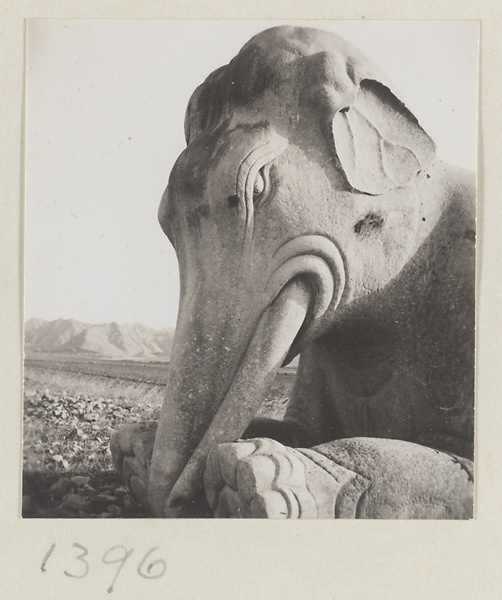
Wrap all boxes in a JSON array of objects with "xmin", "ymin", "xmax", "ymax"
[
  {"xmin": 426, "ymin": 174, "xmax": 431, "ymax": 179},
  {"xmin": 228, "ymin": 194, "xmax": 239, "ymax": 208},
  {"xmin": 185, "ymin": 211, "xmax": 200, "ymax": 231},
  {"xmin": 186, "ymin": 203, "xmax": 211, "ymax": 231},
  {"xmin": 198, "ymin": 204, "xmax": 210, "ymax": 218},
  {"xmin": 354, "ymin": 213, "xmax": 384, "ymax": 235},
  {"xmin": 422, "ymin": 217, "xmax": 426, "ymax": 222}
]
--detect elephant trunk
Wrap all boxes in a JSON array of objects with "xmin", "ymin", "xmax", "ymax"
[{"xmin": 148, "ymin": 277, "xmax": 311, "ymax": 517}]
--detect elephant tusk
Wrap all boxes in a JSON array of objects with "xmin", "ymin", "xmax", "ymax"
[
  {"xmin": 270, "ymin": 236, "xmax": 346, "ymax": 309},
  {"xmin": 266, "ymin": 235, "xmax": 346, "ymax": 352},
  {"xmin": 267, "ymin": 254, "xmax": 335, "ymax": 321}
]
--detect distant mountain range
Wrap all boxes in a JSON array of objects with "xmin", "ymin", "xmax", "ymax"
[{"xmin": 24, "ymin": 318, "xmax": 175, "ymax": 361}]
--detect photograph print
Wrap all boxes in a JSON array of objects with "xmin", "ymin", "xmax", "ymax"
[{"xmin": 23, "ymin": 20, "xmax": 478, "ymax": 519}]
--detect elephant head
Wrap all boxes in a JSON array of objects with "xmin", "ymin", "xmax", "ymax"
[{"xmin": 150, "ymin": 26, "xmax": 438, "ymax": 517}]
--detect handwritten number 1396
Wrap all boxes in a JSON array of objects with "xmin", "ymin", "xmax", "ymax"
[{"xmin": 41, "ymin": 542, "xmax": 166, "ymax": 593}]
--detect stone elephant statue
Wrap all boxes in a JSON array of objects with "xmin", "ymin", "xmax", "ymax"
[{"xmin": 111, "ymin": 26, "xmax": 475, "ymax": 518}]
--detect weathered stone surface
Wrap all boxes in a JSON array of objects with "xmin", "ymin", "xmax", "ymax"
[
  {"xmin": 204, "ymin": 437, "xmax": 473, "ymax": 519},
  {"xmin": 205, "ymin": 438, "xmax": 350, "ymax": 518},
  {"xmin": 111, "ymin": 25, "xmax": 475, "ymax": 519},
  {"xmin": 311, "ymin": 437, "xmax": 473, "ymax": 519}
]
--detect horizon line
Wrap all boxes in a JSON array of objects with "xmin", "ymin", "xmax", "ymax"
[{"xmin": 24, "ymin": 315, "xmax": 177, "ymax": 330}]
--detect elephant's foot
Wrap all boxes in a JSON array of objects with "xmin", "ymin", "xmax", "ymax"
[
  {"xmin": 203, "ymin": 437, "xmax": 474, "ymax": 519},
  {"xmin": 109, "ymin": 421, "xmax": 158, "ymax": 511},
  {"xmin": 203, "ymin": 437, "xmax": 366, "ymax": 518}
]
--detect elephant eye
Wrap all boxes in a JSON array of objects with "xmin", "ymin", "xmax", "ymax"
[
  {"xmin": 253, "ymin": 170, "xmax": 266, "ymax": 200},
  {"xmin": 252, "ymin": 166, "xmax": 271, "ymax": 207},
  {"xmin": 237, "ymin": 136, "xmax": 287, "ymax": 212}
]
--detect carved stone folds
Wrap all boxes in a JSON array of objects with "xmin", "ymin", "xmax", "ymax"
[{"xmin": 203, "ymin": 437, "xmax": 473, "ymax": 519}]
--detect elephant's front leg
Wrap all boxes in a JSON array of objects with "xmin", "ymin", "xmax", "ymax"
[
  {"xmin": 110, "ymin": 422, "xmax": 158, "ymax": 511},
  {"xmin": 204, "ymin": 437, "xmax": 473, "ymax": 519},
  {"xmin": 109, "ymin": 416, "xmax": 306, "ymax": 515},
  {"xmin": 111, "ymin": 421, "xmax": 217, "ymax": 516}
]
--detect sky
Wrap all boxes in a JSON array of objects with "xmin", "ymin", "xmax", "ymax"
[{"xmin": 24, "ymin": 19, "xmax": 479, "ymax": 329}]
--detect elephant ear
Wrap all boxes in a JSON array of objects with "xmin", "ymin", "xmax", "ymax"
[{"xmin": 332, "ymin": 79, "xmax": 436, "ymax": 195}]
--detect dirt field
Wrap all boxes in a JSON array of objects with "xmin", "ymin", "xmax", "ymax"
[
  {"xmin": 24, "ymin": 355, "xmax": 170, "ymax": 384},
  {"xmin": 23, "ymin": 355, "xmax": 296, "ymax": 518}
]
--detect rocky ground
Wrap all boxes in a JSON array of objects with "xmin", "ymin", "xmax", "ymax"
[
  {"xmin": 23, "ymin": 369, "xmax": 162, "ymax": 518},
  {"xmin": 22, "ymin": 471, "xmax": 147, "ymax": 518}
]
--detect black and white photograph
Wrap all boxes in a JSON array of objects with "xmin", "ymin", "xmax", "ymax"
[{"xmin": 23, "ymin": 19, "xmax": 478, "ymax": 520}]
